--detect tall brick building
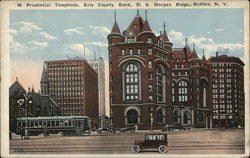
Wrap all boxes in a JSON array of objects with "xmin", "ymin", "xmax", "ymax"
[
  {"xmin": 108, "ymin": 11, "xmax": 173, "ymax": 130},
  {"xmin": 40, "ymin": 60, "xmax": 99, "ymax": 127},
  {"xmin": 207, "ymin": 55, "xmax": 244, "ymax": 128}
]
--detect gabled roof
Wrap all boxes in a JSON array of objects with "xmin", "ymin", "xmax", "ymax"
[
  {"xmin": 127, "ymin": 11, "xmax": 145, "ymax": 35},
  {"xmin": 9, "ymin": 79, "xmax": 26, "ymax": 96}
]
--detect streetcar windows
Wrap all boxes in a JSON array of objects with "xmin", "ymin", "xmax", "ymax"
[
  {"xmin": 39, "ymin": 121, "xmax": 42, "ymax": 127},
  {"xmin": 69, "ymin": 120, "xmax": 71, "ymax": 126},
  {"xmin": 52, "ymin": 121, "xmax": 55, "ymax": 126},
  {"xmin": 56, "ymin": 121, "xmax": 59, "ymax": 126},
  {"xmin": 60, "ymin": 121, "xmax": 64, "ymax": 126},
  {"xmin": 64, "ymin": 121, "xmax": 68, "ymax": 126},
  {"xmin": 35, "ymin": 121, "xmax": 38, "ymax": 127},
  {"xmin": 18, "ymin": 122, "xmax": 21, "ymax": 128},
  {"xmin": 31, "ymin": 122, "xmax": 34, "ymax": 127},
  {"xmin": 43, "ymin": 122, "xmax": 46, "ymax": 126},
  {"xmin": 22, "ymin": 122, "xmax": 25, "ymax": 127},
  {"xmin": 47, "ymin": 121, "xmax": 51, "ymax": 127}
]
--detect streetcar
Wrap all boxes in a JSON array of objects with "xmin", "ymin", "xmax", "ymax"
[{"xmin": 16, "ymin": 116, "xmax": 91, "ymax": 136}]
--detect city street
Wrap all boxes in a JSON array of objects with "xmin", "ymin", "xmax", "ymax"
[{"xmin": 9, "ymin": 128, "xmax": 244, "ymax": 154}]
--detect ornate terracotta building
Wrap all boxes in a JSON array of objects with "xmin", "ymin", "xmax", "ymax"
[{"xmin": 108, "ymin": 11, "xmax": 173, "ymax": 130}]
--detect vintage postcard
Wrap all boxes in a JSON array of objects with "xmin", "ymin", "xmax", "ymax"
[{"xmin": 1, "ymin": 0, "xmax": 249, "ymax": 158}]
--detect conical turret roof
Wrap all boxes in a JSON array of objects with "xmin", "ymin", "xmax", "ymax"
[
  {"xmin": 142, "ymin": 20, "xmax": 152, "ymax": 32},
  {"xmin": 111, "ymin": 21, "xmax": 121, "ymax": 34},
  {"xmin": 162, "ymin": 22, "xmax": 170, "ymax": 42},
  {"xmin": 202, "ymin": 50, "xmax": 207, "ymax": 61}
]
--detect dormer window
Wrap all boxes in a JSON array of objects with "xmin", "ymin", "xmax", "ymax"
[
  {"xmin": 126, "ymin": 31, "xmax": 136, "ymax": 43},
  {"xmin": 147, "ymin": 37, "xmax": 152, "ymax": 43}
]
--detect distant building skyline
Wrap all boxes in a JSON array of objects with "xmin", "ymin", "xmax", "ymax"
[{"xmin": 10, "ymin": 9, "xmax": 244, "ymax": 92}]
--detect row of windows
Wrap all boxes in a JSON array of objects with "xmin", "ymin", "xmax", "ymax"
[
  {"xmin": 110, "ymin": 48, "xmax": 167, "ymax": 59},
  {"xmin": 212, "ymin": 63, "xmax": 232, "ymax": 67},
  {"xmin": 48, "ymin": 71, "xmax": 83, "ymax": 76},
  {"xmin": 213, "ymin": 99, "xmax": 234, "ymax": 104},
  {"xmin": 213, "ymin": 110, "xmax": 235, "ymax": 114},
  {"xmin": 49, "ymin": 76, "xmax": 83, "ymax": 81},
  {"xmin": 48, "ymin": 65, "xmax": 83, "ymax": 70},
  {"xmin": 125, "ymin": 36, "xmax": 152, "ymax": 44},
  {"xmin": 212, "ymin": 84, "xmax": 233, "ymax": 88},
  {"xmin": 213, "ymin": 104, "xmax": 233, "ymax": 109},
  {"xmin": 213, "ymin": 74, "xmax": 233, "ymax": 78},
  {"xmin": 212, "ymin": 68, "xmax": 237, "ymax": 73},
  {"xmin": 50, "ymin": 95, "xmax": 84, "ymax": 100},
  {"xmin": 49, "ymin": 86, "xmax": 83, "ymax": 91},
  {"xmin": 49, "ymin": 82, "xmax": 83, "ymax": 86},
  {"xmin": 172, "ymin": 71, "xmax": 188, "ymax": 76},
  {"xmin": 213, "ymin": 115, "xmax": 234, "ymax": 119}
]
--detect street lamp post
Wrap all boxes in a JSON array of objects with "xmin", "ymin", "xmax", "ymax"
[
  {"xmin": 150, "ymin": 113, "xmax": 153, "ymax": 131},
  {"xmin": 17, "ymin": 94, "xmax": 32, "ymax": 139}
]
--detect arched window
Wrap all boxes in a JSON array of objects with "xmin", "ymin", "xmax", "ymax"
[
  {"xmin": 156, "ymin": 65, "xmax": 166, "ymax": 102},
  {"xmin": 124, "ymin": 63, "xmax": 140, "ymax": 101},
  {"xmin": 183, "ymin": 111, "xmax": 191, "ymax": 124},
  {"xmin": 173, "ymin": 109, "xmax": 181, "ymax": 124},
  {"xmin": 200, "ymin": 79, "xmax": 208, "ymax": 107},
  {"xmin": 126, "ymin": 109, "xmax": 139, "ymax": 124},
  {"xmin": 156, "ymin": 108, "xmax": 165, "ymax": 123},
  {"xmin": 178, "ymin": 80, "xmax": 188, "ymax": 102}
]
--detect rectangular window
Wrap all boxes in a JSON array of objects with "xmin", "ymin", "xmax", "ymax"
[
  {"xmin": 149, "ymin": 96, "xmax": 153, "ymax": 102},
  {"xmin": 148, "ymin": 61, "xmax": 152, "ymax": 68},
  {"xmin": 148, "ymin": 72, "xmax": 153, "ymax": 80},
  {"xmin": 148, "ymin": 48, "xmax": 152, "ymax": 54},
  {"xmin": 137, "ymin": 48, "xmax": 141, "ymax": 55},
  {"xmin": 109, "ymin": 50, "xmax": 112, "ymax": 56},
  {"xmin": 129, "ymin": 48, "xmax": 133, "ymax": 55},
  {"xmin": 147, "ymin": 37, "xmax": 152, "ymax": 43},
  {"xmin": 148, "ymin": 84, "xmax": 153, "ymax": 91},
  {"xmin": 121, "ymin": 49, "xmax": 125, "ymax": 55}
]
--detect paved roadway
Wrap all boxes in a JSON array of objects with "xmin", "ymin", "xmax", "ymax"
[{"xmin": 9, "ymin": 128, "xmax": 244, "ymax": 154}]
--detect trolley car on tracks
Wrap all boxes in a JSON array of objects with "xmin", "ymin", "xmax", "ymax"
[{"xmin": 16, "ymin": 116, "xmax": 91, "ymax": 136}]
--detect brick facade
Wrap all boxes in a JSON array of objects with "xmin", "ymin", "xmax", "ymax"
[
  {"xmin": 40, "ymin": 60, "xmax": 99, "ymax": 127},
  {"xmin": 207, "ymin": 56, "xmax": 244, "ymax": 128},
  {"xmin": 108, "ymin": 11, "xmax": 244, "ymax": 130}
]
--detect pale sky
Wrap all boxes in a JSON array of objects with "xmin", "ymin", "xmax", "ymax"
[{"xmin": 10, "ymin": 9, "xmax": 244, "ymax": 91}]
